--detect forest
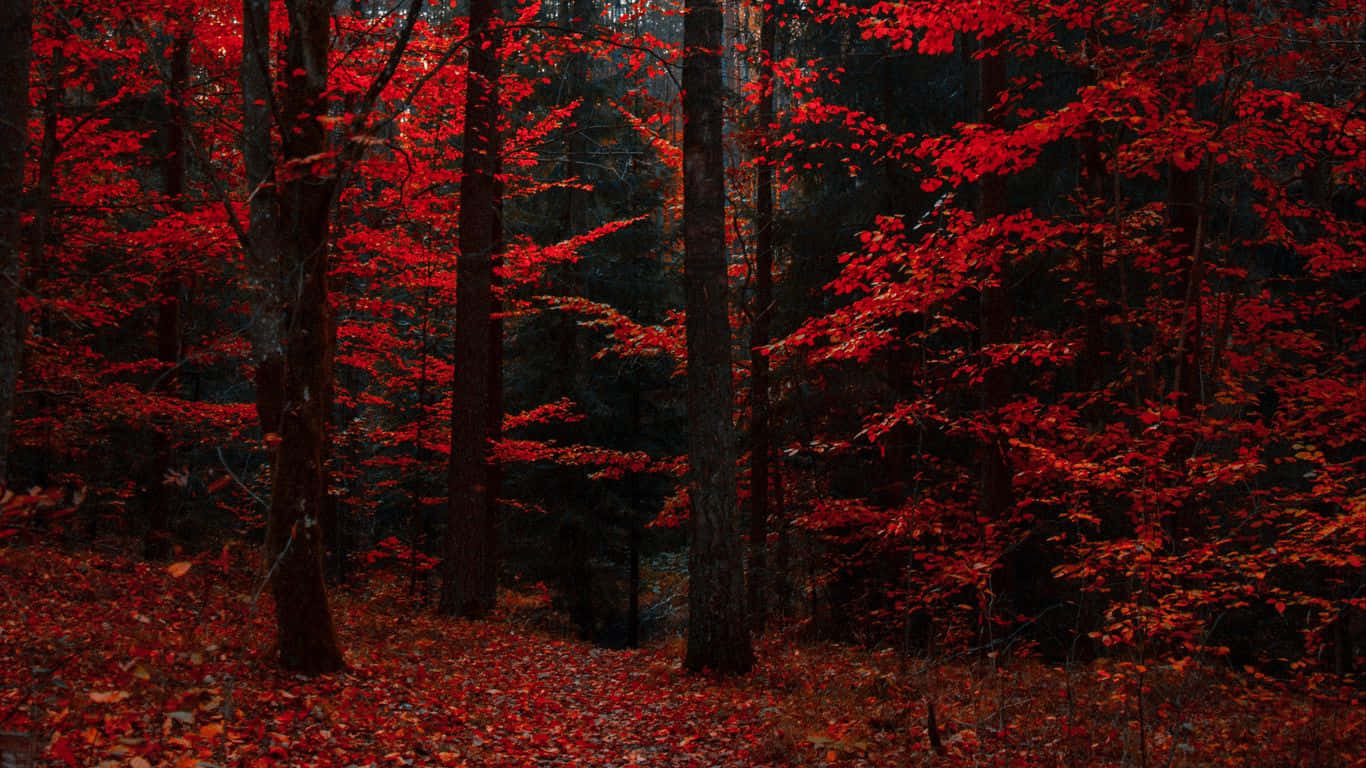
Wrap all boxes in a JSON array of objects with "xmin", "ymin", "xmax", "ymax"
[{"xmin": 0, "ymin": 0, "xmax": 1362, "ymax": 765}]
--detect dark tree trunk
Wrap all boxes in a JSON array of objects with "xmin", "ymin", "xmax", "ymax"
[
  {"xmin": 0, "ymin": 0, "xmax": 31, "ymax": 487},
  {"xmin": 16, "ymin": 41, "xmax": 58, "ymax": 512},
  {"xmin": 976, "ymin": 38, "xmax": 1022, "ymax": 628},
  {"xmin": 627, "ymin": 502, "xmax": 641, "ymax": 648},
  {"xmin": 441, "ymin": 0, "xmax": 503, "ymax": 618},
  {"xmin": 486, "ymin": 171, "xmax": 504, "ymax": 611},
  {"xmin": 407, "ymin": 296, "xmax": 433, "ymax": 598},
  {"xmin": 320, "ymin": 305, "xmax": 346, "ymax": 584},
  {"xmin": 746, "ymin": 0, "xmax": 777, "ymax": 637},
  {"xmin": 977, "ymin": 39, "xmax": 1013, "ymax": 536},
  {"xmin": 559, "ymin": 0, "xmax": 593, "ymax": 240},
  {"xmin": 626, "ymin": 377, "xmax": 643, "ymax": 647},
  {"xmin": 555, "ymin": 0, "xmax": 594, "ymax": 399},
  {"xmin": 1077, "ymin": 29, "xmax": 1110, "ymax": 395},
  {"xmin": 242, "ymin": 0, "xmax": 286, "ymax": 437},
  {"xmin": 144, "ymin": 27, "xmax": 192, "ymax": 561},
  {"xmin": 1168, "ymin": 159, "xmax": 1202, "ymax": 414},
  {"xmin": 682, "ymin": 0, "xmax": 754, "ymax": 675},
  {"xmin": 772, "ymin": 458, "xmax": 791, "ymax": 618},
  {"xmin": 262, "ymin": 0, "xmax": 344, "ymax": 675},
  {"xmin": 1167, "ymin": 0, "xmax": 1203, "ymax": 414}
]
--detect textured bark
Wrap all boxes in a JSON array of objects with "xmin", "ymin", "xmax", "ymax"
[
  {"xmin": 0, "ymin": 0, "xmax": 31, "ymax": 487},
  {"xmin": 243, "ymin": 0, "xmax": 286, "ymax": 437},
  {"xmin": 262, "ymin": 0, "xmax": 344, "ymax": 675},
  {"xmin": 682, "ymin": 0, "xmax": 754, "ymax": 675},
  {"xmin": 441, "ymin": 0, "xmax": 503, "ymax": 618},
  {"xmin": 746, "ymin": 0, "xmax": 777, "ymax": 637}
]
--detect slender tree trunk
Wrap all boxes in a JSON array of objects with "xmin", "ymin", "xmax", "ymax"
[
  {"xmin": 486, "ymin": 161, "xmax": 504, "ymax": 611},
  {"xmin": 746, "ymin": 0, "xmax": 777, "ymax": 637},
  {"xmin": 441, "ymin": 0, "xmax": 504, "ymax": 618},
  {"xmin": 263, "ymin": 0, "xmax": 344, "ymax": 675},
  {"xmin": 25, "ymin": 47, "xmax": 59, "ymax": 355},
  {"xmin": 0, "ymin": 0, "xmax": 31, "ymax": 487},
  {"xmin": 682, "ymin": 0, "xmax": 754, "ymax": 675},
  {"xmin": 978, "ymin": 38, "xmax": 1013, "ymax": 539},
  {"xmin": 145, "ymin": 27, "xmax": 192, "ymax": 560},
  {"xmin": 1077, "ymin": 29, "xmax": 1109, "ymax": 395},
  {"xmin": 408, "ymin": 291, "xmax": 432, "ymax": 598},
  {"xmin": 976, "ymin": 37, "xmax": 1019, "ymax": 628},
  {"xmin": 1167, "ymin": 0, "xmax": 1203, "ymax": 414},
  {"xmin": 243, "ymin": 0, "xmax": 286, "ymax": 436},
  {"xmin": 560, "ymin": 0, "xmax": 593, "ymax": 240},
  {"xmin": 626, "ymin": 376, "xmax": 643, "ymax": 647},
  {"xmin": 18, "ymin": 43, "xmax": 59, "ymax": 508},
  {"xmin": 773, "ymin": 458, "xmax": 790, "ymax": 618},
  {"xmin": 1169, "ymin": 165, "xmax": 1202, "ymax": 413}
]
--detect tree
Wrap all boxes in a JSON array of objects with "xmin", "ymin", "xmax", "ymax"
[
  {"xmin": 442, "ymin": 0, "xmax": 504, "ymax": 618},
  {"xmin": 682, "ymin": 0, "xmax": 753, "ymax": 675},
  {"xmin": 242, "ymin": 0, "xmax": 285, "ymax": 437},
  {"xmin": 746, "ymin": 0, "xmax": 778, "ymax": 635},
  {"xmin": 143, "ymin": 21, "xmax": 192, "ymax": 561},
  {"xmin": 0, "ymin": 0, "xmax": 31, "ymax": 487},
  {"xmin": 262, "ymin": 0, "xmax": 346, "ymax": 674}
]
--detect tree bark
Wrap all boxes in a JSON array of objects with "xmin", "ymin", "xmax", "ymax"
[
  {"xmin": 682, "ymin": 0, "xmax": 754, "ymax": 675},
  {"xmin": 262, "ymin": 0, "xmax": 345, "ymax": 675},
  {"xmin": 746, "ymin": 0, "xmax": 777, "ymax": 637},
  {"xmin": 0, "ymin": 0, "xmax": 31, "ymax": 487},
  {"xmin": 243, "ymin": 0, "xmax": 286, "ymax": 437},
  {"xmin": 441, "ymin": 0, "xmax": 504, "ymax": 618}
]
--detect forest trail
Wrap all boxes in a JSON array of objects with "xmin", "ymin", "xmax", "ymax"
[
  {"xmin": 0, "ymin": 545, "xmax": 857, "ymax": 767},
  {"xmin": 2, "ymin": 545, "xmax": 1361, "ymax": 767}
]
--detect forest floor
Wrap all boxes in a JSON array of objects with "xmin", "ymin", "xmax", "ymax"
[{"xmin": 0, "ymin": 544, "xmax": 1361, "ymax": 768}]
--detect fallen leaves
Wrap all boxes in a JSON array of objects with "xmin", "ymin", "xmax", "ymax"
[{"xmin": 3, "ymin": 545, "xmax": 1362, "ymax": 768}]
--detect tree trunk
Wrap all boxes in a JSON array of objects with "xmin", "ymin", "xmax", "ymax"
[
  {"xmin": 560, "ymin": 0, "xmax": 593, "ymax": 241},
  {"xmin": 978, "ymin": 39, "xmax": 1013, "ymax": 537},
  {"xmin": 746, "ymin": 0, "xmax": 777, "ymax": 637},
  {"xmin": 773, "ymin": 458, "xmax": 791, "ymax": 618},
  {"xmin": 1077, "ymin": 28, "xmax": 1109, "ymax": 395},
  {"xmin": 144, "ymin": 27, "xmax": 192, "ymax": 560},
  {"xmin": 263, "ymin": 0, "xmax": 345, "ymax": 675},
  {"xmin": 441, "ymin": 0, "xmax": 503, "ymax": 618},
  {"xmin": 18, "ymin": 42, "xmax": 58, "ymax": 507},
  {"xmin": 682, "ymin": 0, "xmax": 754, "ymax": 675},
  {"xmin": 243, "ymin": 0, "xmax": 286, "ymax": 437},
  {"xmin": 1167, "ymin": 0, "xmax": 1203, "ymax": 414},
  {"xmin": 0, "ymin": 0, "xmax": 31, "ymax": 487},
  {"xmin": 976, "ymin": 37, "xmax": 1019, "ymax": 627},
  {"xmin": 626, "ymin": 377, "xmax": 643, "ymax": 647}
]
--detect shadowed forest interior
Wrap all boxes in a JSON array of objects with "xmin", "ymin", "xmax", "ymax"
[{"xmin": 0, "ymin": 0, "xmax": 1363, "ymax": 765}]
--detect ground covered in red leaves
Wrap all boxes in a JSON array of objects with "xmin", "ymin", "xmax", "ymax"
[{"xmin": 1, "ymin": 545, "xmax": 1361, "ymax": 767}]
